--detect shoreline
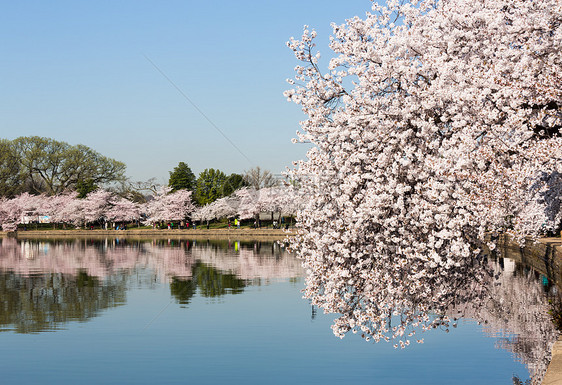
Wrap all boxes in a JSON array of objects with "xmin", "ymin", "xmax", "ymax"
[{"xmin": 0, "ymin": 228, "xmax": 291, "ymax": 241}]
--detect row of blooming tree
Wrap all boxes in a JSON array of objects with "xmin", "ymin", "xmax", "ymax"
[
  {"xmin": 0, "ymin": 186, "xmax": 302, "ymax": 231},
  {"xmin": 193, "ymin": 187, "xmax": 302, "ymax": 226}
]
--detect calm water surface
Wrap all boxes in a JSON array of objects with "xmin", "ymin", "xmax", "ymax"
[{"xmin": 0, "ymin": 237, "xmax": 558, "ymax": 384}]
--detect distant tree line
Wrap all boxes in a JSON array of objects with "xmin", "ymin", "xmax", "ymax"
[
  {"xmin": 0, "ymin": 146, "xmax": 300, "ymax": 230},
  {"xmin": 0, "ymin": 137, "xmax": 287, "ymax": 216},
  {"xmin": 0, "ymin": 136, "xmax": 126, "ymax": 198},
  {"xmin": 168, "ymin": 163, "xmax": 279, "ymax": 206}
]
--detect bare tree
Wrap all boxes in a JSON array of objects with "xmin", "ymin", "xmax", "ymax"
[
  {"xmin": 118, "ymin": 177, "xmax": 161, "ymax": 203},
  {"xmin": 243, "ymin": 167, "xmax": 278, "ymax": 189}
]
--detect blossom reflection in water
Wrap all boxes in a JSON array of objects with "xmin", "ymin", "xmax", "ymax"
[
  {"xmin": 0, "ymin": 237, "xmax": 558, "ymax": 384},
  {"xmin": 0, "ymin": 238, "xmax": 303, "ymax": 333}
]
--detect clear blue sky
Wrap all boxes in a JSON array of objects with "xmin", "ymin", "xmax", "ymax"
[{"xmin": 0, "ymin": 0, "xmax": 373, "ymax": 184}]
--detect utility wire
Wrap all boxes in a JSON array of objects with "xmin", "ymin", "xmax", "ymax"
[{"xmin": 143, "ymin": 54, "xmax": 254, "ymax": 166}]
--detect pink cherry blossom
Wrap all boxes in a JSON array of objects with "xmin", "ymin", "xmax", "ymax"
[{"xmin": 285, "ymin": 0, "xmax": 562, "ymax": 350}]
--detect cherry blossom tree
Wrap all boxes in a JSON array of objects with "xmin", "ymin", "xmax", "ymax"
[
  {"xmin": 0, "ymin": 193, "xmax": 45, "ymax": 231},
  {"xmin": 41, "ymin": 191, "xmax": 81, "ymax": 228},
  {"xmin": 105, "ymin": 196, "xmax": 142, "ymax": 226},
  {"xmin": 257, "ymin": 187, "xmax": 283, "ymax": 223},
  {"xmin": 285, "ymin": 0, "xmax": 562, "ymax": 346},
  {"xmin": 281, "ymin": 187, "xmax": 304, "ymax": 224},
  {"xmin": 259, "ymin": 186, "xmax": 303, "ymax": 223},
  {"xmin": 41, "ymin": 189, "xmax": 113, "ymax": 229},
  {"xmin": 59, "ymin": 190, "xmax": 141, "ymax": 228},
  {"xmin": 192, "ymin": 203, "xmax": 214, "ymax": 225},
  {"xmin": 235, "ymin": 188, "xmax": 264, "ymax": 224},
  {"xmin": 234, "ymin": 187, "xmax": 303, "ymax": 226},
  {"xmin": 143, "ymin": 187, "xmax": 195, "ymax": 227},
  {"xmin": 210, "ymin": 196, "xmax": 239, "ymax": 220},
  {"xmin": 16, "ymin": 193, "xmax": 43, "ymax": 219},
  {"xmin": 193, "ymin": 196, "xmax": 239, "ymax": 226},
  {"xmin": 81, "ymin": 189, "xmax": 113, "ymax": 227},
  {"xmin": 0, "ymin": 197, "xmax": 19, "ymax": 231}
]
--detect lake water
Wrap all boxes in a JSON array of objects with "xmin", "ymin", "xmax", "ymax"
[{"xmin": 0, "ymin": 237, "xmax": 558, "ymax": 384}]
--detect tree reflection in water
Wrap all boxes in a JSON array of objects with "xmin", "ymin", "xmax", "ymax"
[
  {"xmin": 458, "ymin": 256, "xmax": 561, "ymax": 384},
  {"xmin": 0, "ymin": 237, "xmax": 303, "ymax": 332},
  {"xmin": 323, "ymin": 247, "xmax": 561, "ymax": 385},
  {"xmin": 0, "ymin": 270, "xmax": 127, "ymax": 333},
  {"xmin": 0, "ymin": 237, "xmax": 560, "ymax": 384},
  {"xmin": 170, "ymin": 261, "xmax": 246, "ymax": 306}
]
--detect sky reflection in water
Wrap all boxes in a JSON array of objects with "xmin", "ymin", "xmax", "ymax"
[{"xmin": 0, "ymin": 237, "xmax": 557, "ymax": 384}]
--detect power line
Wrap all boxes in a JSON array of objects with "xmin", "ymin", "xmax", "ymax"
[{"xmin": 143, "ymin": 54, "xmax": 254, "ymax": 166}]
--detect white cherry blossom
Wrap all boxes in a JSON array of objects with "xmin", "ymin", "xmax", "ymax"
[{"xmin": 285, "ymin": 0, "xmax": 562, "ymax": 347}]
